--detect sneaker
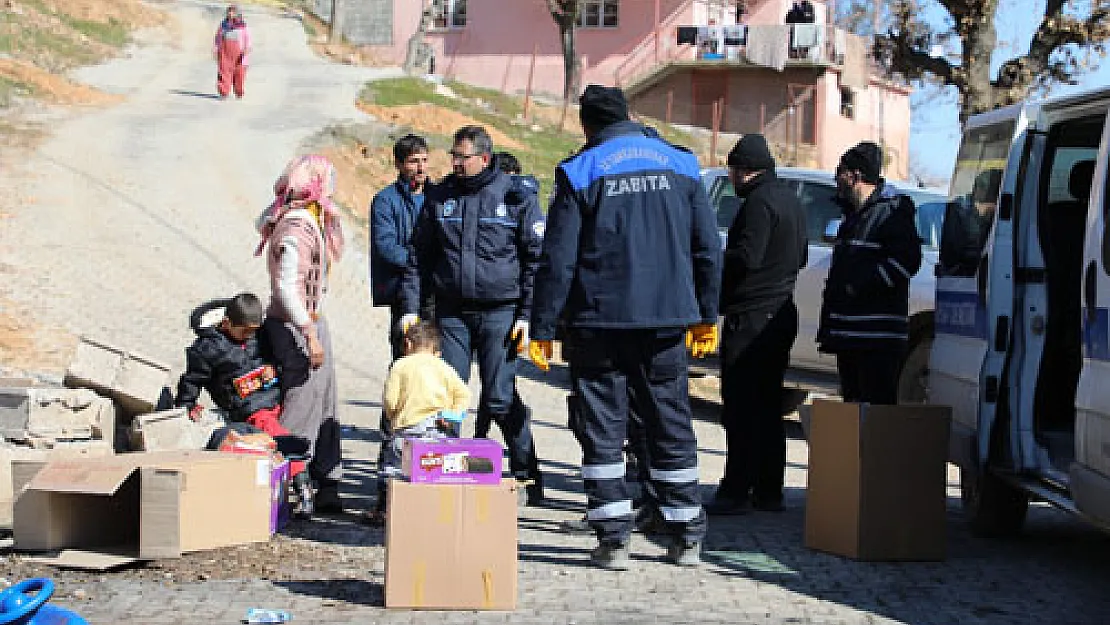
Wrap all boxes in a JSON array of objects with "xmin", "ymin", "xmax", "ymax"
[
  {"xmin": 315, "ymin": 485, "xmax": 345, "ymax": 514},
  {"xmin": 292, "ymin": 473, "xmax": 314, "ymax": 519},
  {"xmin": 704, "ymin": 495, "xmax": 749, "ymax": 516},
  {"xmin": 590, "ymin": 541, "xmax": 631, "ymax": 570},
  {"xmin": 559, "ymin": 516, "xmax": 593, "ymax": 535},
  {"xmin": 666, "ymin": 540, "xmax": 701, "ymax": 567}
]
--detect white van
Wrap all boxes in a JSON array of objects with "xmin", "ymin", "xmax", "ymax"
[{"xmin": 930, "ymin": 86, "xmax": 1110, "ymax": 535}]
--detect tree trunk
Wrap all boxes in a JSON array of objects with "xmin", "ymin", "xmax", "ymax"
[
  {"xmin": 957, "ymin": 4, "xmax": 1000, "ymax": 124},
  {"xmin": 558, "ymin": 21, "xmax": 579, "ymax": 130}
]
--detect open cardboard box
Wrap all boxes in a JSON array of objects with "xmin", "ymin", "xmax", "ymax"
[{"xmin": 14, "ymin": 450, "xmax": 275, "ymax": 569}]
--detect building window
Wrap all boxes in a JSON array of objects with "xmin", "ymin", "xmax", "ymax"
[
  {"xmin": 578, "ymin": 0, "xmax": 618, "ymax": 28},
  {"xmin": 431, "ymin": 0, "xmax": 466, "ymax": 28},
  {"xmin": 840, "ymin": 87, "xmax": 855, "ymax": 119}
]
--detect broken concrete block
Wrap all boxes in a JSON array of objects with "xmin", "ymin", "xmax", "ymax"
[
  {"xmin": 64, "ymin": 336, "xmax": 170, "ymax": 415},
  {"xmin": 129, "ymin": 408, "xmax": 223, "ymax": 452},
  {"xmin": 0, "ymin": 440, "xmax": 113, "ymax": 528},
  {"xmin": 0, "ymin": 387, "xmax": 117, "ymax": 445}
]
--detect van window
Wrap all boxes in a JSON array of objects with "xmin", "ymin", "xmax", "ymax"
[{"xmin": 938, "ymin": 120, "xmax": 1016, "ymax": 276}]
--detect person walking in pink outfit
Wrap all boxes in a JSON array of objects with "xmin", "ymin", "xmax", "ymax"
[{"xmin": 214, "ymin": 5, "xmax": 252, "ymax": 99}]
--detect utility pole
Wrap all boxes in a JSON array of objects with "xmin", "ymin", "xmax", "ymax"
[{"xmin": 328, "ymin": 0, "xmax": 342, "ymax": 43}]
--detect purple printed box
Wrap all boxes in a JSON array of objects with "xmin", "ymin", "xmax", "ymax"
[
  {"xmin": 400, "ymin": 437, "xmax": 504, "ymax": 485},
  {"xmin": 270, "ymin": 459, "xmax": 291, "ymax": 534}
]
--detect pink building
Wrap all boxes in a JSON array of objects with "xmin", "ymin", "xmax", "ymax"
[{"xmin": 356, "ymin": 0, "xmax": 911, "ymax": 178}]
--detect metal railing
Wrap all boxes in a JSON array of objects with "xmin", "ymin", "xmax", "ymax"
[{"xmin": 615, "ymin": 24, "xmax": 875, "ymax": 90}]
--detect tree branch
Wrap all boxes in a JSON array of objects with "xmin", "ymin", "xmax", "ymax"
[{"xmin": 995, "ymin": 0, "xmax": 1110, "ymax": 94}]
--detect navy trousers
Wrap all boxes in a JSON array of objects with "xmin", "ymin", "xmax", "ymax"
[
  {"xmin": 565, "ymin": 328, "xmax": 704, "ymax": 544},
  {"xmin": 437, "ymin": 303, "xmax": 542, "ymax": 484}
]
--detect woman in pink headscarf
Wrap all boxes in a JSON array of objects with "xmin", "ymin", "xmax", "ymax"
[
  {"xmin": 258, "ymin": 154, "xmax": 347, "ymax": 514},
  {"xmin": 214, "ymin": 4, "xmax": 252, "ymax": 99}
]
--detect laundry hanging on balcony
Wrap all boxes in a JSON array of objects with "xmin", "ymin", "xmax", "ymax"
[{"xmin": 745, "ymin": 26, "xmax": 788, "ymax": 71}]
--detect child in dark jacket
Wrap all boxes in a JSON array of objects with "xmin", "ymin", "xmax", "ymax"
[{"xmin": 175, "ymin": 293, "xmax": 309, "ymax": 492}]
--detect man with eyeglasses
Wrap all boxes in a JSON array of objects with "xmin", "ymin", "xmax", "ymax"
[{"xmin": 398, "ymin": 126, "xmax": 546, "ymax": 504}]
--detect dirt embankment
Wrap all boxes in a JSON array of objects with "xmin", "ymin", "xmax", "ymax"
[{"xmin": 1, "ymin": 0, "xmax": 167, "ymax": 106}]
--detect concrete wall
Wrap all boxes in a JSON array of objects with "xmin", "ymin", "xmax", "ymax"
[
  {"xmin": 363, "ymin": 0, "xmax": 830, "ymax": 96},
  {"xmin": 309, "ymin": 0, "xmax": 394, "ymax": 46},
  {"xmin": 630, "ymin": 66, "xmax": 911, "ymax": 178},
  {"xmin": 817, "ymin": 72, "xmax": 911, "ymax": 180}
]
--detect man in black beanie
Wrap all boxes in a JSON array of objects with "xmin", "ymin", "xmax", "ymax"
[
  {"xmin": 817, "ymin": 141, "xmax": 923, "ymax": 404},
  {"xmin": 529, "ymin": 84, "xmax": 721, "ymax": 569},
  {"xmin": 706, "ymin": 133, "xmax": 807, "ymax": 515}
]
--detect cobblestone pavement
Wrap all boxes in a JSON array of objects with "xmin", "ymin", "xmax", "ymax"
[{"xmin": 1, "ymin": 2, "xmax": 1110, "ymax": 624}]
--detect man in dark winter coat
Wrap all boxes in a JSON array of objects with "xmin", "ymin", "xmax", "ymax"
[
  {"xmin": 705, "ymin": 134, "xmax": 807, "ymax": 516},
  {"xmin": 530, "ymin": 85, "xmax": 721, "ymax": 569},
  {"xmin": 817, "ymin": 141, "xmax": 923, "ymax": 404}
]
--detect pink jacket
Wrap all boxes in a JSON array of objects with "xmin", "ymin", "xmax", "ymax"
[
  {"xmin": 266, "ymin": 209, "xmax": 327, "ymax": 329},
  {"xmin": 214, "ymin": 22, "xmax": 252, "ymax": 65}
]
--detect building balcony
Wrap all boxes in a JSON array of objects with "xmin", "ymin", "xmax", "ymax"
[{"xmin": 615, "ymin": 24, "xmax": 877, "ymax": 94}]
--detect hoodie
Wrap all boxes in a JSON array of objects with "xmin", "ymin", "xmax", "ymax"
[{"xmin": 175, "ymin": 300, "xmax": 281, "ymax": 421}]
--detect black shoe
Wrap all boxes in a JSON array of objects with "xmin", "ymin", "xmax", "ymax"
[
  {"xmin": 526, "ymin": 481, "xmax": 545, "ymax": 506},
  {"xmin": 315, "ymin": 485, "xmax": 345, "ymax": 514},
  {"xmin": 559, "ymin": 516, "xmax": 592, "ymax": 535},
  {"xmin": 704, "ymin": 495, "xmax": 749, "ymax": 516},
  {"xmin": 633, "ymin": 506, "xmax": 667, "ymax": 535}
]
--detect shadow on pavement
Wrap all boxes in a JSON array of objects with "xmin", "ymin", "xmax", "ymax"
[
  {"xmin": 276, "ymin": 579, "xmax": 382, "ymax": 607},
  {"xmin": 168, "ymin": 89, "xmax": 222, "ymax": 100},
  {"xmin": 697, "ymin": 485, "xmax": 1110, "ymax": 625}
]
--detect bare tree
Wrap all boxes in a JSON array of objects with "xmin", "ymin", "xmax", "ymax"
[
  {"xmin": 875, "ymin": 0, "xmax": 1110, "ymax": 124},
  {"xmin": 546, "ymin": 0, "xmax": 583, "ymax": 128}
]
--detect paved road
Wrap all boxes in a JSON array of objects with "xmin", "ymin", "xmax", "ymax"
[{"xmin": 0, "ymin": 2, "xmax": 1109, "ymax": 624}]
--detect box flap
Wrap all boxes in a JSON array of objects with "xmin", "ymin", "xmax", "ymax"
[
  {"xmin": 24, "ymin": 548, "xmax": 139, "ymax": 571},
  {"xmin": 26, "ymin": 456, "xmax": 144, "ymax": 495}
]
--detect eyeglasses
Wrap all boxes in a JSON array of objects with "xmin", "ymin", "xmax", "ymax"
[{"xmin": 449, "ymin": 151, "xmax": 481, "ymax": 161}]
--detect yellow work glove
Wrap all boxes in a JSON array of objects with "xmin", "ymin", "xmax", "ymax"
[
  {"xmin": 686, "ymin": 323, "xmax": 719, "ymax": 359},
  {"xmin": 398, "ymin": 313, "xmax": 419, "ymax": 334},
  {"xmin": 529, "ymin": 340, "xmax": 553, "ymax": 372}
]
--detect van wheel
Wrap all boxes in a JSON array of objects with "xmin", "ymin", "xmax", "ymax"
[
  {"xmin": 897, "ymin": 332, "xmax": 932, "ymax": 404},
  {"xmin": 960, "ymin": 467, "xmax": 1029, "ymax": 537}
]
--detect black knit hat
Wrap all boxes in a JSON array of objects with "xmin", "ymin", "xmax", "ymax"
[
  {"xmin": 839, "ymin": 141, "xmax": 883, "ymax": 183},
  {"xmin": 727, "ymin": 134, "xmax": 775, "ymax": 171},
  {"xmin": 579, "ymin": 85, "xmax": 630, "ymax": 130}
]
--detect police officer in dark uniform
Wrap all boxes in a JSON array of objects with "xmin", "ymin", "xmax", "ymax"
[
  {"xmin": 530, "ymin": 85, "xmax": 722, "ymax": 569},
  {"xmin": 818, "ymin": 141, "xmax": 923, "ymax": 404},
  {"xmin": 399, "ymin": 125, "xmax": 546, "ymax": 503}
]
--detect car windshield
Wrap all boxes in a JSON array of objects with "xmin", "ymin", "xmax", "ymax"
[
  {"xmin": 707, "ymin": 172, "xmax": 947, "ymax": 251},
  {"xmin": 901, "ymin": 188, "xmax": 947, "ymax": 250}
]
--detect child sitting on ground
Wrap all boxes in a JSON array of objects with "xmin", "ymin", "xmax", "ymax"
[
  {"xmin": 365, "ymin": 321, "xmax": 471, "ymax": 525},
  {"xmin": 175, "ymin": 293, "xmax": 312, "ymax": 514}
]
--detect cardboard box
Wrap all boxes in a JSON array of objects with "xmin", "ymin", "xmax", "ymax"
[
  {"xmin": 385, "ymin": 480, "xmax": 517, "ymax": 610},
  {"xmin": 0, "ymin": 387, "xmax": 116, "ymax": 445},
  {"xmin": 401, "ymin": 437, "xmax": 504, "ymax": 485},
  {"xmin": 64, "ymin": 336, "xmax": 170, "ymax": 415},
  {"xmin": 0, "ymin": 441, "xmax": 113, "ymax": 528},
  {"xmin": 13, "ymin": 451, "xmax": 274, "ymax": 567},
  {"xmin": 129, "ymin": 408, "xmax": 223, "ymax": 452},
  {"xmin": 805, "ymin": 400, "xmax": 952, "ymax": 561},
  {"xmin": 269, "ymin": 459, "xmax": 291, "ymax": 534}
]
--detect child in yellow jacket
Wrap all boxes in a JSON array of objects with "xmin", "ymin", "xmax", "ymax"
[{"xmin": 366, "ymin": 321, "xmax": 471, "ymax": 524}]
